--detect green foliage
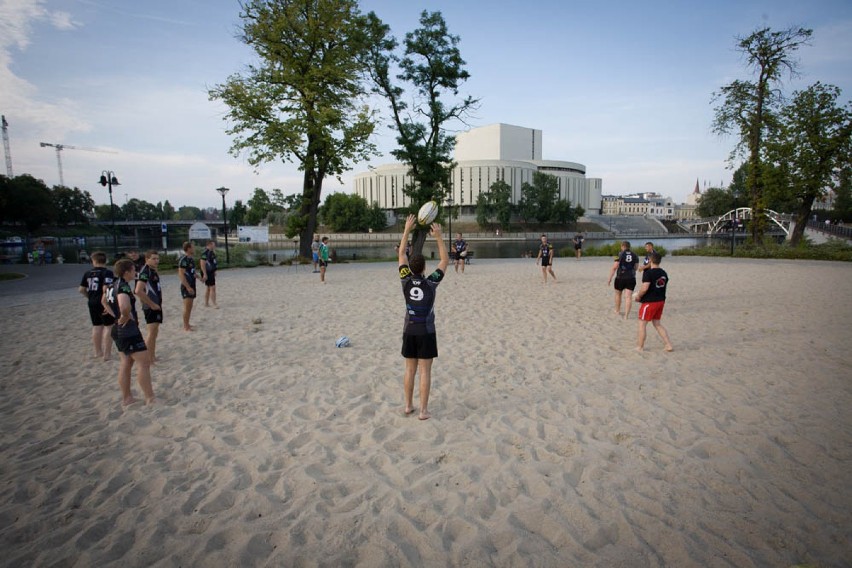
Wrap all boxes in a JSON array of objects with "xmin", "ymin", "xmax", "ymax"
[
  {"xmin": 763, "ymin": 82, "xmax": 852, "ymax": 245},
  {"xmin": 577, "ymin": 241, "xmax": 668, "ymax": 258},
  {"xmin": 0, "ymin": 174, "xmax": 57, "ymax": 231},
  {"xmin": 674, "ymin": 240, "xmax": 852, "ymax": 261},
  {"xmin": 517, "ymin": 172, "xmax": 580, "ymax": 227},
  {"xmin": 52, "ymin": 186, "xmax": 95, "ymax": 225},
  {"xmin": 320, "ymin": 192, "xmax": 386, "ymax": 232},
  {"xmin": 246, "ymin": 188, "xmax": 277, "ymax": 225},
  {"xmin": 162, "ymin": 200, "xmax": 176, "ymax": 220},
  {"xmin": 711, "ymin": 26, "xmax": 813, "ymax": 244},
  {"xmin": 229, "ymin": 200, "xmax": 247, "ymax": 229},
  {"xmin": 177, "ymin": 206, "xmax": 203, "ymax": 221},
  {"xmin": 209, "ymin": 0, "xmax": 378, "ymax": 257},
  {"xmin": 475, "ymin": 179, "xmax": 513, "ymax": 230},
  {"xmin": 364, "ymin": 10, "xmax": 479, "ymax": 255},
  {"xmin": 696, "ymin": 186, "xmax": 738, "ymax": 217}
]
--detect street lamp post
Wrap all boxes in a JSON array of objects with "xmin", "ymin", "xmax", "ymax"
[
  {"xmin": 216, "ymin": 186, "xmax": 230, "ymax": 264},
  {"xmin": 445, "ymin": 197, "xmax": 454, "ymax": 255},
  {"xmin": 99, "ymin": 171, "xmax": 120, "ymax": 258}
]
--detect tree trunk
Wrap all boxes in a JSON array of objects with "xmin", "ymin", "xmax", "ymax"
[
  {"xmin": 298, "ymin": 168, "xmax": 325, "ymax": 258},
  {"xmin": 788, "ymin": 197, "xmax": 816, "ymax": 247}
]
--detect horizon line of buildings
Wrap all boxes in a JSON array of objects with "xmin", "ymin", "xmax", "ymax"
[{"xmin": 353, "ymin": 123, "xmax": 705, "ymax": 222}]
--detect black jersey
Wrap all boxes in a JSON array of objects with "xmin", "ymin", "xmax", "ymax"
[
  {"xmin": 399, "ymin": 264, "xmax": 444, "ymax": 335},
  {"xmin": 616, "ymin": 250, "xmax": 638, "ymax": 277},
  {"xmin": 453, "ymin": 239, "xmax": 467, "ymax": 254},
  {"xmin": 107, "ymin": 278, "xmax": 140, "ymax": 336},
  {"xmin": 138, "ymin": 264, "xmax": 162, "ymax": 309},
  {"xmin": 179, "ymin": 255, "xmax": 196, "ymax": 288},
  {"xmin": 201, "ymin": 248, "xmax": 217, "ymax": 274},
  {"xmin": 641, "ymin": 267, "xmax": 668, "ymax": 303},
  {"xmin": 540, "ymin": 243, "xmax": 553, "ymax": 259},
  {"xmin": 80, "ymin": 267, "xmax": 114, "ymax": 305}
]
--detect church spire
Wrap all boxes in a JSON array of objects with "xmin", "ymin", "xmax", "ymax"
[{"xmin": 694, "ymin": 178, "xmax": 700, "ymax": 194}]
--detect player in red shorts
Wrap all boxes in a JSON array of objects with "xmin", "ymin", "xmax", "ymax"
[{"xmin": 634, "ymin": 251, "xmax": 674, "ymax": 352}]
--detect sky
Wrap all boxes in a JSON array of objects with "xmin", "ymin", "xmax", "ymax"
[{"xmin": 1, "ymin": 0, "xmax": 851, "ymax": 211}]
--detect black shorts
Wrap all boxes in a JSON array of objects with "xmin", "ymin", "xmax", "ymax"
[
  {"xmin": 401, "ymin": 333, "xmax": 438, "ymax": 359},
  {"xmin": 614, "ymin": 276, "xmax": 637, "ymax": 291},
  {"xmin": 574, "ymin": 244, "xmax": 582, "ymax": 250},
  {"xmin": 319, "ymin": 260, "xmax": 328, "ymax": 268},
  {"xmin": 88, "ymin": 302, "xmax": 115, "ymax": 326},
  {"xmin": 181, "ymin": 285, "xmax": 196, "ymax": 299},
  {"xmin": 540, "ymin": 257, "xmax": 552, "ymax": 267},
  {"xmin": 112, "ymin": 328, "xmax": 147, "ymax": 355},
  {"xmin": 143, "ymin": 307, "xmax": 163, "ymax": 325},
  {"xmin": 204, "ymin": 273, "xmax": 216, "ymax": 286}
]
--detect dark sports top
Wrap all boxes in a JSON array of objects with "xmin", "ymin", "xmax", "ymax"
[
  {"xmin": 138, "ymin": 265, "xmax": 162, "ymax": 309},
  {"xmin": 616, "ymin": 250, "xmax": 638, "ymax": 277},
  {"xmin": 179, "ymin": 255, "xmax": 196, "ymax": 288},
  {"xmin": 453, "ymin": 239, "xmax": 467, "ymax": 254},
  {"xmin": 399, "ymin": 264, "xmax": 444, "ymax": 335},
  {"xmin": 573, "ymin": 235, "xmax": 584, "ymax": 246},
  {"xmin": 107, "ymin": 278, "xmax": 140, "ymax": 336},
  {"xmin": 80, "ymin": 267, "xmax": 114, "ymax": 305},
  {"xmin": 641, "ymin": 267, "xmax": 668, "ymax": 303},
  {"xmin": 642, "ymin": 249, "xmax": 655, "ymax": 268},
  {"xmin": 540, "ymin": 243, "xmax": 553, "ymax": 259},
  {"xmin": 201, "ymin": 249, "xmax": 217, "ymax": 274}
]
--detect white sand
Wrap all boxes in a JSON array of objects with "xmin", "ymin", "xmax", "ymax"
[{"xmin": 0, "ymin": 256, "xmax": 850, "ymax": 566}]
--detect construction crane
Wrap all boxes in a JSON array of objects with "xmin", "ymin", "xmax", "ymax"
[
  {"xmin": 39, "ymin": 142, "xmax": 117, "ymax": 187},
  {"xmin": 2, "ymin": 115, "xmax": 12, "ymax": 177}
]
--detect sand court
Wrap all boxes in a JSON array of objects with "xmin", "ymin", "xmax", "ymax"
[{"xmin": 0, "ymin": 257, "xmax": 850, "ymax": 566}]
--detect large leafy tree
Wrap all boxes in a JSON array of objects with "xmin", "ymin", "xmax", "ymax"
[
  {"xmin": 696, "ymin": 186, "xmax": 738, "ymax": 217},
  {"xmin": 210, "ymin": 0, "xmax": 377, "ymax": 257},
  {"xmin": 52, "ymin": 186, "xmax": 95, "ymax": 225},
  {"xmin": 764, "ymin": 83, "xmax": 852, "ymax": 245},
  {"xmin": 320, "ymin": 192, "xmax": 386, "ymax": 232},
  {"xmin": 711, "ymin": 26, "xmax": 812, "ymax": 245},
  {"xmin": 0, "ymin": 174, "xmax": 56, "ymax": 232},
  {"xmin": 245, "ymin": 188, "xmax": 278, "ymax": 225},
  {"xmin": 475, "ymin": 179, "xmax": 513, "ymax": 231},
  {"xmin": 364, "ymin": 10, "xmax": 479, "ymax": 256},
  {"xmin": 518, "ymin": 172, "xmax": 559, "ymax": 225}
]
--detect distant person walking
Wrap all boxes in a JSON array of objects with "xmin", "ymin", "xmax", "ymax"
[
  {"xmin": 573, "ymin": 232, "xmax": 585, "ymax": 260},
  {"xmin": 607, "ymin": 241, "xmax": 638, "ymax": 319},
  {"xmin": 135, "ymin": 250, "xmax": 163, "ymax": 362},
  {"xmin": 200, "ymin": 240, "xmax": 219, "ymax": 308},
  {"xmin": 398, "ymin": 214, "xmax": 449, "ymax": 421},
  {"xmin": 311, "ymin": 235, "xmax": 321, "ymax": 273},
  {"xmin": 318, "ymin": 237, "xmax": 330, "ymax": 283},
  {"xmin": 178, "ymin": 241, "xmax": 197, "ymax": 331},
  {"xmin": 452, "ymin": 232, "xmax": 468, "ymax": 273},
  {"xmin": 535, "ymin": 234, "xmax": 557, "ymax": 284},
  {"xmin": 634, "ymin": 252, "xmax": 674, "ymax": 352}
]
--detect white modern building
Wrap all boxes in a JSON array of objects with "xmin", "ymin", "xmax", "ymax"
[{"xmin": 353, "ymin": 123, "xmax": 602, "ymax": 213}]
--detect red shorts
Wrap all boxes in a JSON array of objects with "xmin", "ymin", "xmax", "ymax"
[{"xmin": 638, "ymin": 300, "xmax": 665, "ymax": 321}]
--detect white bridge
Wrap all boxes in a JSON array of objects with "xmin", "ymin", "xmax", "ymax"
[{"xmin": 679, "ymin": 208, "xmax": 792, "ymax": 236}]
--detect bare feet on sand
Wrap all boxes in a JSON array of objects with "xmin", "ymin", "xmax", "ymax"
[{"xmin": 418, "ymin": 411, "xmax": 431, "ymax": 421}]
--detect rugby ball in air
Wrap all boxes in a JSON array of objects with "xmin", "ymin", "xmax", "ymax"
[
  {"xmin": 417, "ymin": 200, "xmax": 439, "ymax": 225},
  {"xmin": 335, "ymin": 336, "xmax": 351, "ymax": 348}
]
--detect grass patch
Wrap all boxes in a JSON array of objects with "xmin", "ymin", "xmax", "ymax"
[
  {"xmin": 673, "ymin": 239, "xmax": 852, "ymax": 261},
  {"xmin": 565, "ymin": 241, "xmax": 667, "ymax": 258},
  {"xmin": 0, "ymin": 272, "xmax": 25, "ymax": 281}
]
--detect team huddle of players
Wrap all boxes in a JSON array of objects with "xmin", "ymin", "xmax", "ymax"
[{"xmin": 78, "ymin": 241, "xmax": 220, "ymax": 406}]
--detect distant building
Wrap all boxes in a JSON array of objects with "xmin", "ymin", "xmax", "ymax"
[
  {"xmin": 353, "ymin": 123, "xmax": 603, "ymax": 213},
  {"xmin": 603, "ymin": 186, "xmax": 698, "ymax": 220}
]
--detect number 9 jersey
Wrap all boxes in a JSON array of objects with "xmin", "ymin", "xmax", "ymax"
[{"xmin": 399, "ymin": 264, "xmax": 444, "ymax": 335}]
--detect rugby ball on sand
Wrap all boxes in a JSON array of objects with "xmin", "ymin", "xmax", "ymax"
[
  {"xmin": 335, "ymin": 336, "xmax": 351, "ymax": 348},
  {"xmin": 417, "ymin": 200, "xmax": 439, "ymax": 225}
]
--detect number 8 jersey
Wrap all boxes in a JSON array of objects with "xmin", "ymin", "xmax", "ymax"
[{"xmin": 399, "ymin": 264, "xmax": 444, "ymax": 335}]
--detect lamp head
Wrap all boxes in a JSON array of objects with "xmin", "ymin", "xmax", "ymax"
[{"xmin": 216, "ymin": 186, "xmax": 230, "ymax": 197}]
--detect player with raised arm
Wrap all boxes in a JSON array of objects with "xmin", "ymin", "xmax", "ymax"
[{"xmin": 398, "ymin": 214, "xmax": 449, "ymax": 421}]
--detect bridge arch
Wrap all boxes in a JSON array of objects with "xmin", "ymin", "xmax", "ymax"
[{"xmin": 708, "ymin": 208, "xmax": 791, "ymax": 236}]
